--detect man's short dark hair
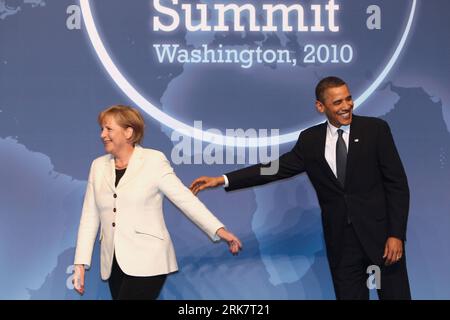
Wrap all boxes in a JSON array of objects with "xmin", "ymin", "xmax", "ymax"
[{"xmin": 315, "ymin": 76, "xmax": 347, "ymax": 103}]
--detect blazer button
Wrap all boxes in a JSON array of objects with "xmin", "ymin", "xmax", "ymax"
[
  {"xmin": 112, "ymin": 222, "xmax": 116, "ymax": 227},
  {"xmin": 113, "ymin": 208, "xmax": 116, "ymax": 213},
  {"xmin": 113, "ymin": 194, "xmax": 117, "ymax": 198}
]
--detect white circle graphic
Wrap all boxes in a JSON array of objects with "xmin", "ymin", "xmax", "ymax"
[{"xmin": 79, "ymin": 0, "xmax": 417, "ymax": 148}]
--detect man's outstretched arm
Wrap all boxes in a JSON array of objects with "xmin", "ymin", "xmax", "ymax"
[{"xmin": 190, "ymin": 134, "xmax": 306, "ymax": 194}]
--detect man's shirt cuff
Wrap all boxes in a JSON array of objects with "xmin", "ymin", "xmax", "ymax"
[{"xmin": 222, "ymin": 175, "xmax": 229, "ymax": 188}]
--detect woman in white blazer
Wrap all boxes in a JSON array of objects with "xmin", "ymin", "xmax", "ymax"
[{"xmin": 73, "ymin": 105, "xmax": 242, "ymax": 300}]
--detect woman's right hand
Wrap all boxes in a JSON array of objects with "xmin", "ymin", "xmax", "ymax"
[{"xmin": 73, "ymin": 264, "xmax": 85, "ymax": 295}]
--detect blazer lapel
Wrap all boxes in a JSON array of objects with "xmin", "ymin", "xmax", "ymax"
[
  {"xmin": 116, "ymin": 145, "xmax": 145, "ymax": 189},
  {"xmin": 103, "ymin": 156, "xmax": 116, "ymax": 192}
]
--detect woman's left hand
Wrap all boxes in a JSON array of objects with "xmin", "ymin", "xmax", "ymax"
[{"xmin": 216, "ymin": 228, "xmax": 242, "ymax": 255}]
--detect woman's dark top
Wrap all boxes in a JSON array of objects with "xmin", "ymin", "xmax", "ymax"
[{"xmin": 115, "ymin": 168, "xmax": 127, "ymax": 187}]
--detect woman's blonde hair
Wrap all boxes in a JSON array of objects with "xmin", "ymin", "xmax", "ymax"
[{"xmin": 98, "ymin": 105, "xmax": 145, "ymax": 145}]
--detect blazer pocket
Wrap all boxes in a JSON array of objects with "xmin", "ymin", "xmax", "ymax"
[{"xmin": 134, "ymin": 225, "xmax": 164, "ymax": 240}]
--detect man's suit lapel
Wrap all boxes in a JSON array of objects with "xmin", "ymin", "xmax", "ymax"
[
  {"xmin": 316, "ymin": 122, "xmax": 342, "ymax": 189},
  {"xmin": 345, "ymin": 115, "xmax": 362, "ymax": 187}
]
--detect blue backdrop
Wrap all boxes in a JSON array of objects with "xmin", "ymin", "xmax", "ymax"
[{"xmin": 1, "ymin": 0, "xmax": 449, "ymax": 299}]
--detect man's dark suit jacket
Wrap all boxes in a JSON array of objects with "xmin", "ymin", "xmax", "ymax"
[{"xmin": 225, "ymin": 115, "xmax": 409, "ymax": 267}]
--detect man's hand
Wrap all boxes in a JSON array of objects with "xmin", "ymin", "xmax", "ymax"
[
  {"xmin": 216, "ymin": 227, "xmax": 243, "ymax": 256},
  {"xmin": 383, "ymin": 237, "xmax": 403, "ymax": 266},
  {"xmin": 190, "ymin": 176, "xmax": 225, "ymax": 195},
  {"xmin": 73, "ymin": 264, "xmax": 85, "ymax": 295}
]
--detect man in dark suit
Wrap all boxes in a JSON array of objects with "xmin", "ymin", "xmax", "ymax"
[{"xmin": 190, "ymin": 76, "xmax": 411, "ymax": 300}]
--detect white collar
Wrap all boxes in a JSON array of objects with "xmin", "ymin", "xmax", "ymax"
[{"xmin": 327, "ymin": 121, "xmax": 350, "ymax": 136}]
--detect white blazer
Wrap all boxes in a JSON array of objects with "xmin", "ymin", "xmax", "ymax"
[{"xmin": 74, "ymin": 146, "xmax": 224, "ymax": 279}]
